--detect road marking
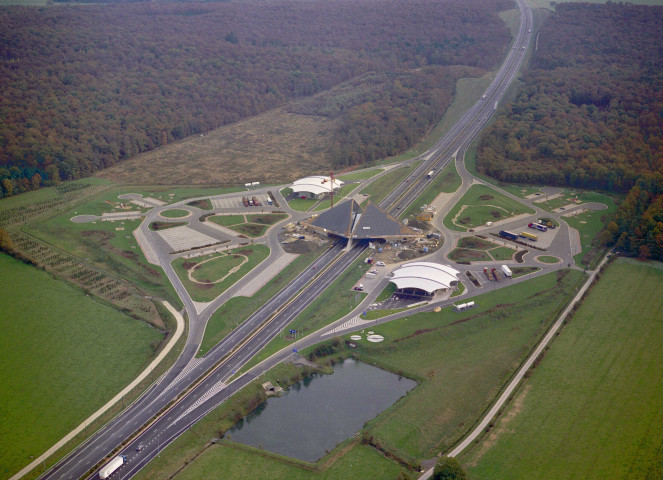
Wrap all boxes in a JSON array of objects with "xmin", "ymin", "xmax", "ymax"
[{"xmin": 322, "ymin": 316, "xmax": 372, "ymax": 336}]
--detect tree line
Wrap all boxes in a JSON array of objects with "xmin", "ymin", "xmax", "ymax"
[
  {"xmin": 476, "ymin": 3, "xmax": 663, "ymax": 193},
  {"xmin": 0, "ymin": 0, "xmax": 513, "ymax": 198}
]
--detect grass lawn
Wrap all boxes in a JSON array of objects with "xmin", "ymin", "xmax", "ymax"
[
  {"xmin": 208, "ymin": 214, "xmax": 245, "ymax": 227},
  {"xmin": 448, "ymin": 248, "xmax": 492, "ymax": 263},
  {"xmin": 185, "ymin": 198, "xmax": 213, "ymax": 210},
  {"xmin": 497, "ymin": 184, "xmax": 543, "ymax": 198},
  {"xmin": 511, "ymin": 266, "xmax": 541, "ymax": 278},
  {"xmin": 288, "ymin": 197, "xmax": 318, "ymax": 212},
  {"xmin": 563, "ymin": 196, "xmax": 617, "ymax": 269},
  {"xmin": 238, "ymin": 251, "xmax": 371, "ymax": 372},
  {"xmin": 375, "ymin": 283, "xmax": 397, "ymax": 302},
  {"xmin": 337, "ymin": 169, "xmax": 383, "ymax": 181},
  {"xmin": 160, "ymin": 209, "xmax": 190, "ymax": 218},
  {"xmin": 443, "ymin": 184, "xmax": 534, "ymax": 232},
  {"xmin": 536, "ymin": 255, "xmax": 560, "ymax": 264},
  {"xmin": 172, "ymin": 245, "xmax": 270, "ymax": 303},
  {"xmin": 245, "ymin": 213, "xmax": 288, "ymax": 225},
  {"xmin": 349, "ymin": 269, "xmax": 587, "ymax": 460},
  {"xmin": 457, "ymin": 236, "xmax": 497, "ymax": 250},
  {"xmin": 488, "ymin": 246, "xmax": 517, "ymax": 261},
  {"xmin": 401, "ymin": 161, "xmax": 462, "ymax": 219},
  {"xmin": 461, "ymin": 259, "xmax": 663, "ymax": 480},
  {"xmin": 0, "ymin": 254, "xmax": 163, "ymax": 479}
]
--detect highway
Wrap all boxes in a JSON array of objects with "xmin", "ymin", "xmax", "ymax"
[{"xmin": 37, "ymin": 1, "xmax": 534, "ymax": 479}]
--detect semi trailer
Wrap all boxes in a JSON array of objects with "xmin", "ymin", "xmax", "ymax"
[{"xmin": 99, "ymin": 455, "xmax": 126, "ymax": 479}]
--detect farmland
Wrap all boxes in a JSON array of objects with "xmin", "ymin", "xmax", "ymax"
[
  {"xmin": 462, "ymin": 258, "xmax": 663, "ymax": 480},
  {"xmin": 0, "ymin": 254, "xmax": 163, "ymax": 479}
]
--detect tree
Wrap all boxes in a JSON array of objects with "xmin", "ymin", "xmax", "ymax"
[{"xmin": 433, "ymin": 457, "xmax": 467, "ymax": 480}]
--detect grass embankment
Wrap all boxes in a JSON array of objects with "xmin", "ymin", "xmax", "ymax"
[
  {"xmin": 443, "ymin": 184, "xmax": 534, "ymax": 231},
  {"xmin": 337, "ymin": 169, "xmax": 383, "ymax": 181},
  {"xmin": 0, "ymin": 254, "xmax": 163, "ymax": 479},
  {"xmin": 197, "ymin": 245, "xmax": 330, "ymax": 356},
  {"xmin": 462, "ymin": 259, "xmax": 663, "ymax": 480},
  {"xmin": 238, "ymin": 251, "xmax": 371, "ymax": 372},
  {"xmin": 172, "ymin": 245, "xmax": 270, "ymax": 303},
  {"xmin": 401, "ymin": 161, "xmax": 462, "ymax": 219},
  {"xmin": 360, "ymin": 162, "xmax": 420, "ymax": 206}
]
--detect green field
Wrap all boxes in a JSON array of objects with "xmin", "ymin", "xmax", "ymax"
[
  {"xmin": 443, "ymin": 184, "xmax": 534, "ymax": 231},
  {"xmin": 209, "ymin": 214, "xmax": 245, "ymax": 226},
  {"xmin": 448, "ymin": 248, "xmax": 492, "ymax": 263},
  {"xmin": 0, "ymin": 254, "xmax": 163, "ymax": 479},
  {"xmin": 172, "ymin": 245, "xmax": 270, "ymax": 302},
  {"xmin": 488, "ymin": 246, "xmax": 517, "ymax": 261},
  {"xmin": 536, "ymin": 255, "xmax": 559, "ymax": 264},
  {"xmin": 462, "ymin": 259, "xmax": 663, "ymax": 480},
  {"xmin": 350, "ymin": 269, "xmax": 586, "ymax": 460}
]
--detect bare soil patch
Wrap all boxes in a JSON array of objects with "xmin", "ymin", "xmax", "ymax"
[{"xmin": 98, "ymin": 108, "xmax": 337, "ymax": 185}]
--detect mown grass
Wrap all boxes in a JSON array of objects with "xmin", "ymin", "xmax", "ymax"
[
  {"xmin": 443, "ymin": 184, "xmax": 534, "ymax": 231},
  {"xmin": 160, "ymin": 209, "xmax": 190, "ymax": 218},
  {"xmin": 488, "ymin": 246, "xmax": 517, "ymax": 261},
  {"xmin": 536, "ymin": 255, "xmax": 559, "ymax": 264},
  {"xmin": 337, "ymin": 169, "xmax": 383, "ymax": 181},
  {"xmin": 352, "ymin": 269, "xmax": 586, "ymax": 459},
  {"xmin": 562, "ymin": 196, "xmax": 617, "ymax": 269},
  {"xmin": 208, "ymin": 214, "xmax": 245, "ymax": 226},
  {"xmin": 448, "ymin": 248, "xmax": 492, "ymax": 263},
  {"xmin": 462, "ymin": 259, "xmax": 663, "ymax": 480},
  {"xmin": 0, "ymin": 254, "xmax": 163, "ymax": 479},
  {"xmin": 197, "ymin": 245, "xmax": 330, "ymax": 356},
  {"xmin": 401, "ymin": 160, "xmax": 462, "ymax": 219},
  {"xmin": 172, "ymin": 245, "xmax": 270, "ymax": 303}
]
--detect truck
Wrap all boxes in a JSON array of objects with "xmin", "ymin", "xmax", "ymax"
[
  {"xmin": 426, "ymin": 170, "xmax": 435, "ymax": 179},
  {"xmin": 99, "ymin": 455, "xmax": 126, "ymax": 479},
  {"xmin": 501, "ymin": 265, "xmax": 512, "ymax": 278},
  {"xmin": 528, "ymin": 222, "xmax": 547, "ymax": 232},
  {"xmin": 520, "ymin": 231, "xmax": 538, "ymax": 241},
  {"xmin": 252, "ymin": 196, "xmax": 261, "ymax": 206},
  {"xmin": 491, "ymin": 268, "xmax": 500, "ymax": 282},
  {"xmin": 499, "ymin": 230, "xmax": 519, "ymax": 241},
  {"xmin": 242, "ymin": 196, "xmax": 249, "ymax": 207},
  {"xmin": 483, "ymin": 267, "xmax": 492, "ymax": 280}
]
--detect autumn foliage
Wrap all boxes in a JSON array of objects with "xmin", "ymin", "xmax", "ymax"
[{"xmin": 0, "ymin": 0, "xmax": 513, "ymax": 197}]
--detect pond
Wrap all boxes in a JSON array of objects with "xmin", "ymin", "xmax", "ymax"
[{"xmin": 227, "ymin": 359, "xmax": 416, "ymax": 462}]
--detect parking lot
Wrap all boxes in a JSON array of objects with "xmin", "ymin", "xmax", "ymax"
[
  {"xmin": 211, "ymin": 194, "xmax": 272, "ymax": 209},
  {"xmin": 158, "ymin": 226, "xmax": 222, "ymax": 251}
]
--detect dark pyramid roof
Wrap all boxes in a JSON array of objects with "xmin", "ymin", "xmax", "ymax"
[
  {"xmin": 311, "ymin": 199, "xmax": 362, "ymax": 237},
  {"xmin": 352, "ymin": 202, "xmax": 417, "ymax": 239}
]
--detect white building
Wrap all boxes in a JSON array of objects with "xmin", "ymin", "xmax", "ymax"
[
  {"xmin": 389, "ymin": 262, "xmax": 460, "ymax": 298},
  {"xmin": 291, "ymin": 175, "xmax": 343, "ymax": 199}
]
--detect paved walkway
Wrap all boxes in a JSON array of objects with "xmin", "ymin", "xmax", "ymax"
[{"xmin": 9, "ymin": 302, "xmax": 185, "ymax": 480}]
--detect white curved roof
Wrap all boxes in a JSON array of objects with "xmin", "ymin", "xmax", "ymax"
[
  {"xmin": 292, "ymin": 176, "xmax": 343, "ymax": 196},
  {"xmin": 390, "ymin": 262, "xmax": 460, "ymax": 293}
]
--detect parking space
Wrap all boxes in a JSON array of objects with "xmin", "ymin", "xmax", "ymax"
[
  {"xmin": 211, "ymin": 194, "xmax": 272, "ymax": 209},
  {"xmin": 511, "ymin": 223, "xmax": 559, "ymax": 248},
  {"xmin": 158, "ymin": 226, "xmax": 222, "ymax": 251}
]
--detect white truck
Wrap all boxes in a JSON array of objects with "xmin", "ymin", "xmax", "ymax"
[
  {"xmin": 99, "ymin": 455, "xmax": 126, "ymax": 479},
  {"xmin": 501, "ymin": 265, "xmax": 512, "ymax": 278}
]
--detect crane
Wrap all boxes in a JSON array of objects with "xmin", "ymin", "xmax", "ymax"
[{"xmin": 321, "ymin": 166, "xmax": 356, "ymax": 207}]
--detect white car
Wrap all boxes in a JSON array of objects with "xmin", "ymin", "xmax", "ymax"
[{"xmin": 376, "ymin": 261, "xmax": 386, "ymax": 266}]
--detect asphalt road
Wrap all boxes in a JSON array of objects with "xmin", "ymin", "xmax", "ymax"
[{"xmin": 37, "ymin": 1, "xmax": 537, "ymax": 478}]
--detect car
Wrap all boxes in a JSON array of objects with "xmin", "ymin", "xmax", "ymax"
[
  {"xmin": 354, "ymin": 285, "xmax": 364, "ymax": 291},
  {"xmin": 369, "ymin": 269, "xmax": 378, "ymax": 274},
  {"xmin": 376, "ymin": 261, "xmax": 386, "ymax": 266},
  {"xmin": 136, "ymin": 444, "xmax": 145, "ymax": 452}
]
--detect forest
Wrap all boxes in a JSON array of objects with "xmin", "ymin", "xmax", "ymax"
[
  {"xmin": 475, "ymin": 3, "xmax": 663, "ymax": 261},
  {"xmin": 0, "ymin": 0, "xmax": 513, "ymax": 197},
  {"xmin": 476, "ymin": 3, "xmax": 663, "ymax": 193}
]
